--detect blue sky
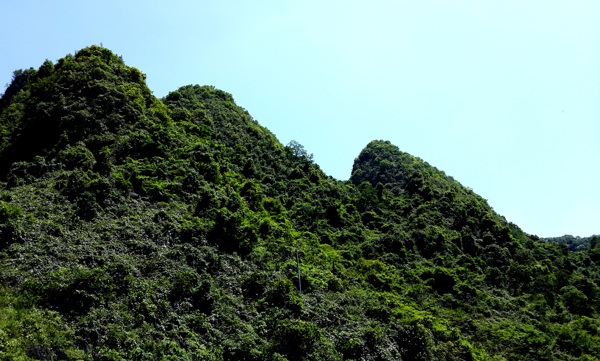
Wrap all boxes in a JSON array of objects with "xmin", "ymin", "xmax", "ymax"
[{"xmin": 1, "ymin": 1, "xmax": 599, "ymax": 237}]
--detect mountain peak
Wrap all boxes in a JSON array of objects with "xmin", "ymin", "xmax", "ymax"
[
  {"xmin": 350, "ymin": 140, "xmax": 413, "ymax": 190},
  {"xmin": 0, "ymin": 46, "xmax": 158, "ymax": 178}
]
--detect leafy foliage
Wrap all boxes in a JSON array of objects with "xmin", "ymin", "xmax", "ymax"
[
  {"xmin": 547, "ymin": 234, "xmax": 600, "ymax": 252},
  {"xmin": 0, "ymin": 46, "xmax": 598, "ymax": 360}
]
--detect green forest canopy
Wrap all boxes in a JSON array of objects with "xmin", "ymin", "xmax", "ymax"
[{"xmin": 0, "ymin": 46, "xmax": 599, "ymax": 361}]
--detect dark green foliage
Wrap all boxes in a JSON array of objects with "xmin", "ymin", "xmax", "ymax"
[
  {"xmin": 548, "ymin": 234, "xmax": 600, "ymax": 252},
  {"xmin": 0, "ymin": 201, "xmax": 21, "ymax": 249},
  {"xmin": 0, "ymin": 46, "xmax": 598, "ymax": 360}
]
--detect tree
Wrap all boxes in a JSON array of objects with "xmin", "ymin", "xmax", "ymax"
[{"xmin": 287, "ymin": 140, "xmax": 313, "ymax": 162}]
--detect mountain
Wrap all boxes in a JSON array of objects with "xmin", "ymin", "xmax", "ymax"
[
  {"xmin": 546, "ymin": 235, "xmax": 600, "ymax": 253},
  {"xmin": 0, "ymin": 45, "xmax": 599, "ymax": 360}
]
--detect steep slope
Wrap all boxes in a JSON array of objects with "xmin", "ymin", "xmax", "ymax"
[{"xmin": 0, "ymin": 46, "xmax": 599, "ymax": 360}]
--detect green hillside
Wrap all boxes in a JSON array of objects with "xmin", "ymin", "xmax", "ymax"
[{"xmin": 0, "ymin": 46, "xmax": 599, "ymax": 360}]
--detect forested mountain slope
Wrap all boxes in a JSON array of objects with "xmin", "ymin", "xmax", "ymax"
[{"xmin": 0, "ymin": 46, "xmax": 599, "ymax": 361}]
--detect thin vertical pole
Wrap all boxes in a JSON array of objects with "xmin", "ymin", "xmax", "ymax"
[{"xmin": 296, "ymin": 249, "xmax": 302, "ymax": 293}]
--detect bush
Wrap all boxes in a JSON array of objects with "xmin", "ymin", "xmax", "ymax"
[{"xmin": 273, "ymin": 319, "xmax": 322, "ymax": 360}]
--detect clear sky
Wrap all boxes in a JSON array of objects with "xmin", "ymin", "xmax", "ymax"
[{"xmin": 1, "ymin": 1, "xmax": 599, "ymax": 237}]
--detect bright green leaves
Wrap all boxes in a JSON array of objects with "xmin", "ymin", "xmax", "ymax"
[
  {"xmin": 0, "ymin": 288, "xmax": 78, "ymax": 360},
  {"xmin": 60, "ymin": 143, "xmax": 96, "ymax": 170}
]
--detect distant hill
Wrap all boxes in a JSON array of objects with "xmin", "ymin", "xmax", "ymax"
[
  {"xmin": 546, "ymin": 234, "xmax": 600, "ymax": 252},
  {"xmin": 0, "ymin": 46, "xmax": 599, "ymax": 360}
]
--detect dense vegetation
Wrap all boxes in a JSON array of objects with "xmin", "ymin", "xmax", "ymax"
[
  {"xmin": 0, "ymin": 46, "xmax": 599, "ymax": 360},
  {"xmin": 546, "ymin": 235, "xmax": 600, "ymax": 253}
]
